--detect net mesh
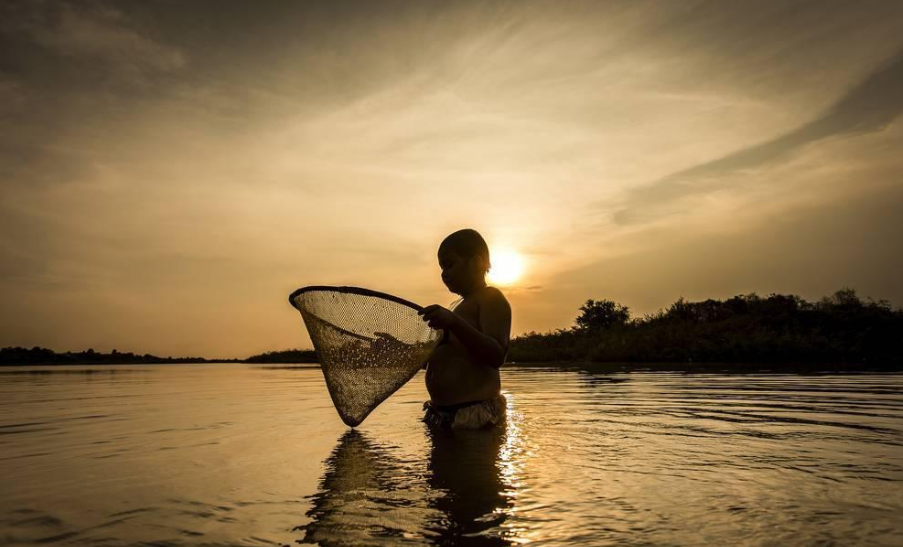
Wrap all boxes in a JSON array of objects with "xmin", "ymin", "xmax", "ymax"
[{"xmin": 289, "ymin": 286, "xmax": 442, "ymax": 427}]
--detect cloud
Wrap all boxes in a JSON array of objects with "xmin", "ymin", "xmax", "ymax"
[
  {"xmin": 503, "ymin": 284, "xmax": 544, "ymax": 296},
  {"xmin": 613, "ymin": 49, "xmax": 903, "ymax": 224},
  {"xmin": 561, "ymin": 181, "xmax": 903, "ymax": 316},
  {"xmin": 2, "ymin": 1, "xmax": 185, "ymax": 77}
]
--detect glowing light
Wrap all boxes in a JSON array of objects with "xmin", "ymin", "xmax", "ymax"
[{"xmin": 488, "ymin": 248, "xmax": 526, "ymax": 286}]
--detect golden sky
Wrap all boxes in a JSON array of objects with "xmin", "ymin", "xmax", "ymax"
[{"xmin": 1, "ymin": 1, "xmax": 902, "ymax": 357}]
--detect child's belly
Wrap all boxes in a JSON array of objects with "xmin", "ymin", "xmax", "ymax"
[{"xmin": 426, "ymin": 342, "xmax": 500, "ymax": 406}]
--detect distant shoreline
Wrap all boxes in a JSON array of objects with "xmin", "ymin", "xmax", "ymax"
[
  {"xmin": 2, "ymin": 349, "xmax": 902, "ymax": 373},
  {"xmin": 1, "ymin": 357, "xmax": 899, "ymax": 374},
  {"xmin": 507, "ymin": 361, "xmax": 903, "ymax": 373},
  {"xmin": 3, "ymin": 288, "xmax": 900, "ymax": 371},
  {"xmin": 0, "ymin": 347, "xmax": 318, "ymax": 366}
]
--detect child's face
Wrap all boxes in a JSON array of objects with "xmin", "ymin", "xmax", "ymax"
[{"xmin": 438, "ymin": 248, "xmax": 483, "ymax": 295}]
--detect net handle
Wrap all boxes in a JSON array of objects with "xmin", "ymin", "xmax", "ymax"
[{"xmin": 288, "ymin": 285, "xmax": 426, "ymax": 312}]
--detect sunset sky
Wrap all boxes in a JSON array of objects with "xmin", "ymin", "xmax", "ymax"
[{"xmin": 2, "ymin": 1, "xmax": 902, "ymax": 357}]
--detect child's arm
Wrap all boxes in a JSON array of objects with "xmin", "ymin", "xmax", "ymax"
[{"xmin": 420, "ymin": 288, "xmax": 511, "ymax": 368}]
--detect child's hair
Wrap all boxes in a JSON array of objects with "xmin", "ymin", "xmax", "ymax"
[{"xmin": 439, "ymin": 229, "xmax": 491, "ymax": 273}]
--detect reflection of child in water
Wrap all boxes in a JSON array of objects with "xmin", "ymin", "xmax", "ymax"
[
  {"xmin": 419, "ymin": 229, "xmax": 512, "ymax": 429},
  {"xmin": 300, "ymin": 428, "xmax": 511, "ymax": 545}
]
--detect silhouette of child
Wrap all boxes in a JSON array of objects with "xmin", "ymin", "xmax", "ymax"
[{"xmin": 419, "ymin": 229, "xmax": 511, "ymax": 430}]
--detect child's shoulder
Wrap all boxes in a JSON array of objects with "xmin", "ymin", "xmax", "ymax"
[{"xmin": 474, "ymin": 286, "xmax": 511, "ymax": 308}]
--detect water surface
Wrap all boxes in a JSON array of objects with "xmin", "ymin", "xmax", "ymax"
[{"xmin": 1, "ymin": 364, "xmax": 901, "ymax": 546}]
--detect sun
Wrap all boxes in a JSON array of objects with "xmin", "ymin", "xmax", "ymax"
[{"xmin": 488, "ymin": 248, "xmax": 526, "ymax": 286}]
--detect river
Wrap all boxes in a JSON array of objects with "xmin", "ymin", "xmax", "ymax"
[{"xmin": 1, "ymin": 364, "xmax": 901, "ymax": 546}]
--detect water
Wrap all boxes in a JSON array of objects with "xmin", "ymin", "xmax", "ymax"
[{"xmin": 1, "ymin": 364, "xmax": 901, "ymax": 546}]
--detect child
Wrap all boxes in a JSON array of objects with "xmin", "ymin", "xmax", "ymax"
[{"xmin": 418, "ymin": 229, "xmax": 512, "ymax": 430}]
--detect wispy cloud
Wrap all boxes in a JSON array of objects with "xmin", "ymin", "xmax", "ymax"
[
  {"xmin": 2, "ymin": 1, "xmax": 185, "ymax": 76},
  {"xmin": 613, "ymin": 49, "xmax": 903, "ymax": 224}
]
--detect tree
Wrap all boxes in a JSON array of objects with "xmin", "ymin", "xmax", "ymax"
[{"xmin": 575, "ymin": 299, "xmax": 630, "ymax": 332}]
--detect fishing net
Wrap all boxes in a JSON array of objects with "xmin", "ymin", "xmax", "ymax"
[{"xmin": 289, "ymin": 286, "xmax": 442, "ymax": 427}]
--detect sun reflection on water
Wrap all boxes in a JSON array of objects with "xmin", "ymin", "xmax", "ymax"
[{"xmin": 496, "ymin": 391, "xmax": 536, "ymax": 544}]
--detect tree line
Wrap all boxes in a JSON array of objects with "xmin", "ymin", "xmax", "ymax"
[
  {"xmin": 507, "ymin": 288, "xmax": 902, "ymax": 367},
  {"xmin": 3, "ymin": 288, "xmax": 899, "ymax": 368},
  {"xmin": 0, "ymin": 346, "xmax": 320, "ymax": 365},
  {"xmin": 0, "ymin": 347, "xmax": 224, "ymax": 365}
]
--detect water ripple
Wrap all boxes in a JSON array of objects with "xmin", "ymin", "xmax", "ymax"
[{"xmin": 0, "ymin": 366, "xmax": 901, "ymax": 546}]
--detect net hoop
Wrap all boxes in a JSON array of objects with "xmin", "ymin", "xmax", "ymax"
[{"xmin": 288, "ymin": 285, "xmax": 425, "ymax": 313}]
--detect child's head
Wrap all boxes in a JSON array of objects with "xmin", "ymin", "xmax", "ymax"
[{"xmin": 437, "ymin": 229, "xmax": 490, "ymax": 295}]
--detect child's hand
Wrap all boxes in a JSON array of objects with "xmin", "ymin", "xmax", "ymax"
[{"xmin": 418, "ymin": 305, "xmax": 458, "ymax": 329}]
